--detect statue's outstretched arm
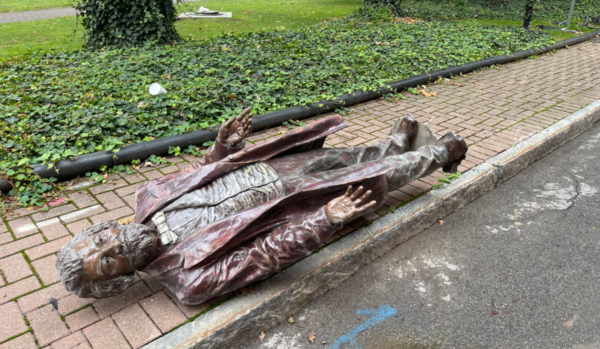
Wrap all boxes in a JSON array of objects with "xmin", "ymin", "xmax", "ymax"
[{"xmin": 193, "ymin": 108, "xmax": 254, "ymax": 167}]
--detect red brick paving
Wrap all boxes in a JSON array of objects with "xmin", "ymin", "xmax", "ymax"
[
  {"xmin": 31, "ymin": 204, "xmax": 77, "ymax": 223},
  {"xmin": 68, "ymin": 191, "xmax": 98, "ymax": 209},
  {"xmin": 89, "ymin": 206, "xmax": 134, "ymax": 224},
  {"xmin": 17, "ymin": 282, "xmax": 71, "ymax": 314},
  {"xmin": 139, "ymin": 292, "xmax": 187, "ymax": 333},
  {"xmin": 0, "ymin": 233, "xmax": 12, "ymax": 246},
  {"xmin": 66, "ymin": 219, "xmax": 92, "ymax": 235},
  {"xmin": 8, "ymin": 217, "xmax": 37, "ymax": 236},
  {"xmin": 0, "ymin": 253, "xmax": 32, "ymax": 283},
  {"xmin": 0, "ymin": 38, "xmax": 599, "ymax": 348},
  {"xmin": 0, "ymin": 277, "xmax": 41, "ymax": 305},
  {"xmin": 0, "ymin": 333, "xmax": 36, "ymax": 349},
  {"xmin": 94, "ymin": 282, "xmax": 151, "ymax": 319},
  {"xmin": 0, "ymin": 302, "xmax": 28, "ymax": 342},
  {"xmin": 39, "ymin": 218, "xmax": 71, "ymax": 240},
  {"xmin": 27, "ymin": 305, "xmax": 70, "ymax": 346},
  {"xmin": 51, "ymin": 331, "xmax": 90, "ymax": 349},
  {"xmin": 96, "ymin": 192, "xmax": 126, "ymax": 210},
  {"xmin": 65, "ymin": 307, "xmax": 101, "ymax": 332},
  {"xmin": 83, "ymin": 319, "xmax": 131, "ymax": 349},
  {"xmin": 26, "ymin": 235, "xmax": 71, "ymax": 260},
  {"xmin": 32, "ymin": 254, "xmax": 60, "ymax": 285},
  {"xmin": 113, "ymin": 304, "xmax": 161, "ymax": 348},
  {"xmin": 57, "ymin": 294, "xmax": 96, "ymax": 316},
  {"xmin": 0, "ymin": 234, "xmax": 45, "ymax": 259}
]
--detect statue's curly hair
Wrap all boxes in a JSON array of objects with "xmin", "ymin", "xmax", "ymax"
[{"xmin": 55, "ymin": 221, "xmax": 155, "ymax": 299}]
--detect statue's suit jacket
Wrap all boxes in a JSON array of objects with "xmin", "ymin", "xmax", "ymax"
[{"xmin": 138, "ymin": 115, "xmax": 394, "ymax": 304}]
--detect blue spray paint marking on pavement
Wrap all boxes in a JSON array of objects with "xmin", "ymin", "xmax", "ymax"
[{"xmin": 328, "ymin": 305, "xmax": 397, "ymax": 349}]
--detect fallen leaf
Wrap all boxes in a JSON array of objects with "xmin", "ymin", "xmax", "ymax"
[
  {"xmin": 259, "ymin": 332, "xmax": 265, "ymax": 342},
  {"xmin": 492, "ymin": 310, "xmax": 502, "ymax": 316},
  {"xmin": 103, "ymin": 173, "xmax": 108, "ymax": 179},
  {"xmin": 418, "ymin": 89, "xmax": 436, "ymax": 98},
  {"xmin": 118, "ymin": 215, "xmax": 135, "ymax": 225},
  {"xmin": 288, "ymin": 316, "xmax": 295, "ymax": 324},
  {"xmin": 438, "ymin": 220, "xmax": 443, "ymax": 225},
  {"xmin": 308, "ymin": 330, "xmax": 316, "ymax": 343},
  {"xmin": 514, "ymin": 222, "xmax": 522, "ymax": 226},
  {"xmin": 137, "ymin": 101, "xmax": 146, "ymax": 108}
]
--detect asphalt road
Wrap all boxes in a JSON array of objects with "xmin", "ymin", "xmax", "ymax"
[{"xmin": 245, "ymin": 120, "xmax": 600, "ymax": 349}]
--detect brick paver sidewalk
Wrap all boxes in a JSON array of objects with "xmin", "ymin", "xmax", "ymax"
[{"xmin": 1, "ymin": 38, "xmax": 599, "ymax": 349}]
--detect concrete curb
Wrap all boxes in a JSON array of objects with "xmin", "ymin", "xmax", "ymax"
[{"xmin": 143, "ymin": 100, "xmax": 600, "ymax": 349}]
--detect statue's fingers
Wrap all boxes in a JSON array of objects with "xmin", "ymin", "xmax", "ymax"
[
  {"xmin": 225, "ymin": 115, "xmax": 236, "ymax": 127},
  {"xmin": 240, "ymin": 126, "xmax": 252, "ymax": 139},
  {"xmin": 219, "ymin": 120, "xmax": 231, "ymax": 137},
  {"xmin": 243, "ymin": 125, "xmax": 253, "ymax": 137},
  {"xmin": 345, "ymin": 185, "xmax": 353, "ymax": 197},
  {"xmin": 239, "ymin": 107, "xmax": 251, "ymax": 120},
  {"xmin": 356, "ymin": 200, "xmax": 377, "ymax": 214},
  {"xmin": 349, "ymin": 186, "xmax": 364, "ymax": 200},
  {"xmin": 242, "ymin": 115, "xmax": 252, "ymax": 128},
  {"xmin": 244, "ymin": 114, "xmax": 254, "ymax": 128},
  {"xmin": 354, "ymin": 190, "xmax": 372, "ymax": 206}
]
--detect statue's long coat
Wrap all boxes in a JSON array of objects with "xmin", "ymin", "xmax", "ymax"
[{"xmin": 137, "ymin": 115, "xmax": 393, "ymax": 303}]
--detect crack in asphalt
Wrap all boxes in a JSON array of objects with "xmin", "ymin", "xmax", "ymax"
[{"xmin": 483, "ymin": 173, "xmax": 584, "ymax": 228}]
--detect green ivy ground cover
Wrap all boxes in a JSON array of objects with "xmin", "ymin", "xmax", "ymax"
[
  {"xmin": 1, "ymin": 9, "xmax": 556, "ymax": 205},
  {"xmin": 401, "ymin": 0, "xmax": 599, "ymax": 22}
]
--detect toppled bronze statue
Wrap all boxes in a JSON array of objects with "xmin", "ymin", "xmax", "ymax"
[{"xmin": 56, "ymin": 109, "xmax": 467, "ymax": 305}]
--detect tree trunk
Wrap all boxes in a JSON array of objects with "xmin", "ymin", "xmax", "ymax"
[
  {"xmin": 363, "ymin": 0, "xmax": 402, "ymax": 16},
  {"xmin": 523, "ymin": 2, "xmax": 534, "ymax": 29}
]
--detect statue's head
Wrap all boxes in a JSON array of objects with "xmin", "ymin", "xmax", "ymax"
[{"xmin": 56, "ymin": 221, "xmax": 157, "ymax": 299}]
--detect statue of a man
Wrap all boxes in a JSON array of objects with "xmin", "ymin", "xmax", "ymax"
[{"xmin": 56, "ymin": 109, "xmax": 467, "ymax": 305}]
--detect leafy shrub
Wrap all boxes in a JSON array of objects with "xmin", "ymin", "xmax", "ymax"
[
  {"xmin": 401, "ymin": 0, "xmax": 598, "ymax": 22},
  {"xmin": 74, "ymin": 0, "xmax": 181, "ymax": 48},
  {"xmin": 0, "ymin": 8, "xmax": 555, "ymax": 206}
]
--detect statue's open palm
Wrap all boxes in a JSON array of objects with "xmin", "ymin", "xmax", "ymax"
[
  {"xmin": 325, "ymin": 186, "xmax": 377, "ymax": 225},
  {"xmin": 218, "ymin": 107, "xmax": 254, "ymax": 146}
]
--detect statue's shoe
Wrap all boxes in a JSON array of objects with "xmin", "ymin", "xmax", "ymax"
[
  {"xmin": 390, "ymin": 115, "xmax": 418, "ymax": 147},
  {"xmin": 442, "ymin": 136, "xmax": 468, "ymax": 174}
]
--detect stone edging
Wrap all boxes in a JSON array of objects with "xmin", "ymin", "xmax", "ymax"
[{"xmin": 142, "ymin": 99, "xmax": 600, "ymax": 349}]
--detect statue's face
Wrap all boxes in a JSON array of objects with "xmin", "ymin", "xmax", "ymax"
[{"xmin": 72, "ymin": 228, "xmax": 133, "ymax": 281}]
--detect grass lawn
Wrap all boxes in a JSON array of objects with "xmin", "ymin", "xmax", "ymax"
[
  {"xmin": 401, "ymin": 0, "xmax": 598, "ymax": 23},
  {"xmin": 0, "ymin": 0, "xmax": 70, "ymax": 13},
  {"xmin": 0, "ymin": 0, "xmax": 362, "ymax": 57},
  {"xmin": 459, "ymin": 19, "xmax": 596, "ymax": 41}
]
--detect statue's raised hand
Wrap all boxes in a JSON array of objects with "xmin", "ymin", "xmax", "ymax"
[
  {"xmin": 218, "ymin": 107, "xmax": 254, "ymax": 146},
  {"xmin": 325, "ymin": 186, "xmax": 377, "ymax": 225}
]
